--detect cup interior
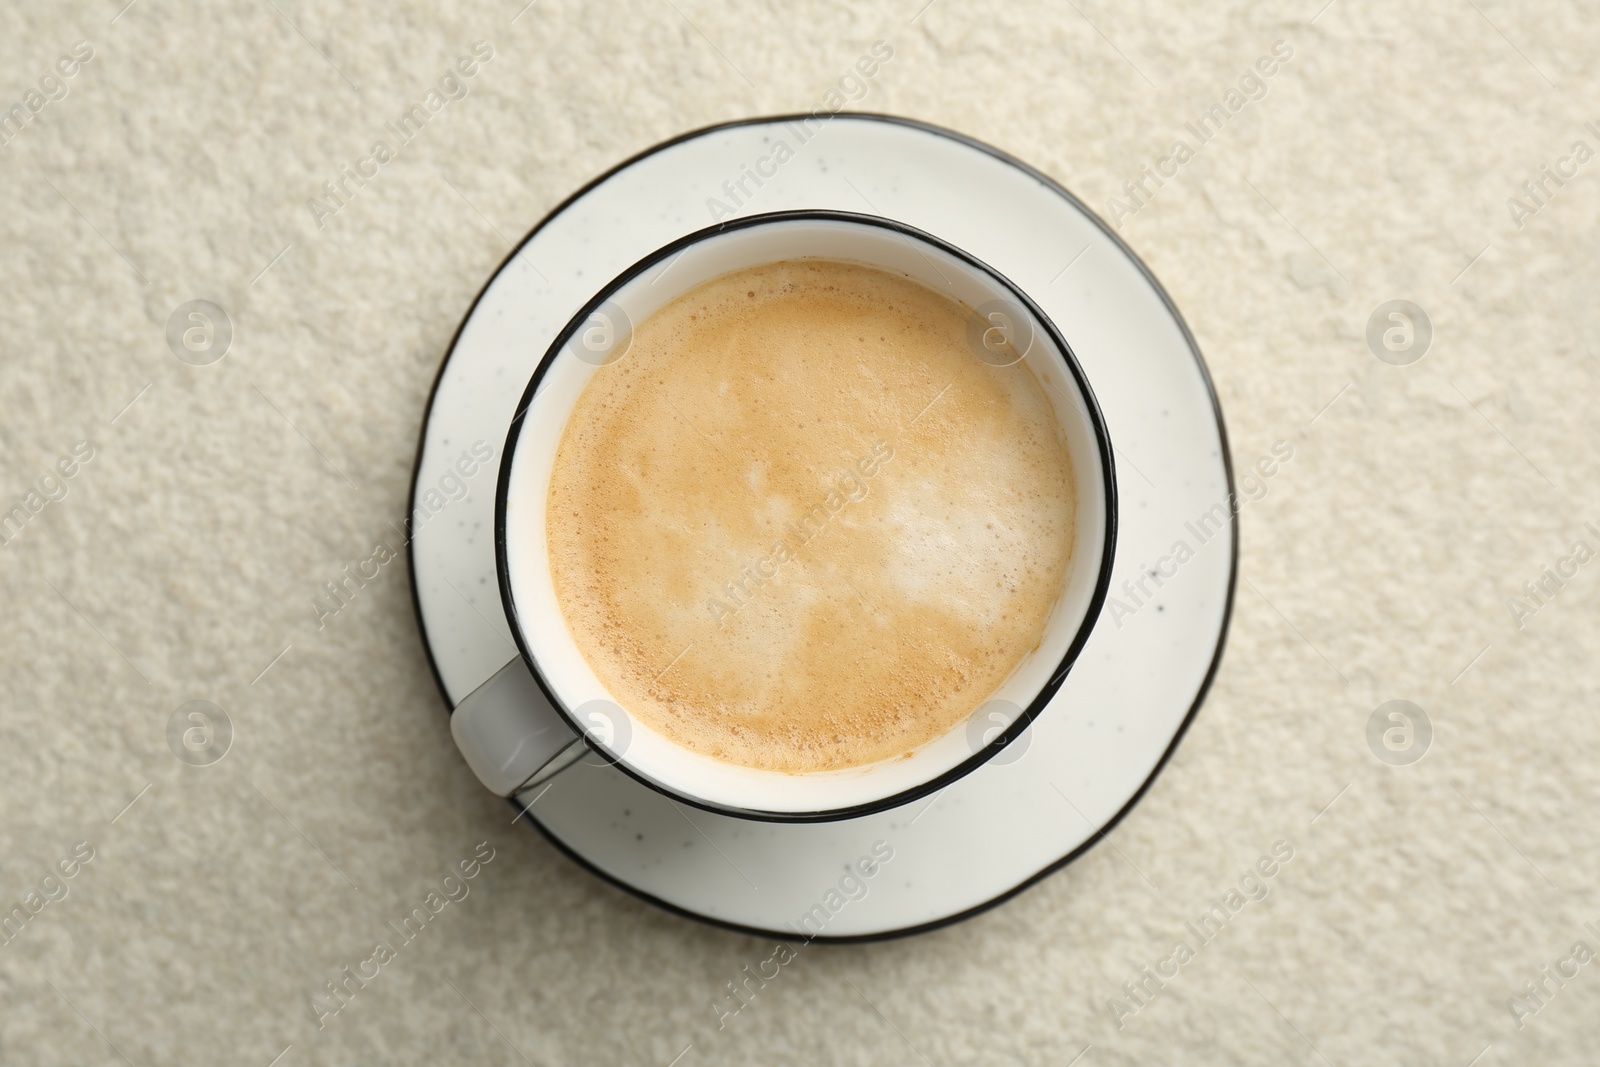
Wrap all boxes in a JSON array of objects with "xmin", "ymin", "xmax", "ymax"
[{"xmin": 499, "ymin": 212, "xmax": 1113, "ymax": 818}]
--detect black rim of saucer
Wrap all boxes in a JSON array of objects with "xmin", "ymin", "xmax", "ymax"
[
  {"xmin": 493, "ymin": 208, "xmax": 1118, "ymax": 824},
  {"xmin": 405, "ymin": 112, "xmax": 1238, "ymax": 943}
]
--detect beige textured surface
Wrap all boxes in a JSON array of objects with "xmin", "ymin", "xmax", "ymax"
[{"xmin": 2, "ymin": 1, "xmax": 1598, "ymax": 1064}]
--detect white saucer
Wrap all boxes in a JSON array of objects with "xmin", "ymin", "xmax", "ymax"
[{"xmin": 408, "ymin": 114, "xmax": 1236, "ymax": 940}]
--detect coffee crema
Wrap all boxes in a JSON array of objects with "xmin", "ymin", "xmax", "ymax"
[{"xmin": 545, "ymin": 260, "xmax": 1075, "ymax": 774}]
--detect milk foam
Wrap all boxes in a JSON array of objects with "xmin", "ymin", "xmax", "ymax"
[{"xmin": 545, "ymin": 260, "xmax": 1076, "ymax": 773}]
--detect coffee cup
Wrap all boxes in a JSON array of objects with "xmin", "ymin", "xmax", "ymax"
[{"xmin": 450, "ymin": 209, "xmax": 1116, "ymax": 821}]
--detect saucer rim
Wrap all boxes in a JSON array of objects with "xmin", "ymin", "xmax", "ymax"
[{"xmin": 406, "ymin": 111, "xmax": 1238, "ymax": 943}]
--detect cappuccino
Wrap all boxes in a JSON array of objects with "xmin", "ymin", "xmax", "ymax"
[{"xmin": 546, "ymin": 260, "xmax": 1075, "ymax": 773}]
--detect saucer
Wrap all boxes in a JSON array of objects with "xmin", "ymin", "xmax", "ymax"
[{"xmin": 408, "ymin": 114, "xmax": 1235, "ymax": 940}]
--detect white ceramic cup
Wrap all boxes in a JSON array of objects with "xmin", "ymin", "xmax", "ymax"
[{"xmin": 451, "ymin": 210, "xmax": 1116, "ymax": 821}]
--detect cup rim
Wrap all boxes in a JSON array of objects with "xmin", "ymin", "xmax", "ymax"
[{"xmin": 493, "ymin": 208, "xmax": 1119, "ymax": 822}]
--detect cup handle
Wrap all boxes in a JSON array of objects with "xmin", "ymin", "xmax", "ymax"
[{"xmin": 450, "ymin": 657, "xmax": 587, "ymax": 797}]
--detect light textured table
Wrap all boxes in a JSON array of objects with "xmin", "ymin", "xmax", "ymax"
[{"xmin": 2, "ymin": 1, "xmax": 1597, "ymax": 1064}]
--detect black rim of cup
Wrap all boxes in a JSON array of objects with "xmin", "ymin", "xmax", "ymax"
[{"xmin": 493, "ymin": 208, "xmax": 1119, "ymax": 823}]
